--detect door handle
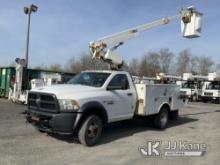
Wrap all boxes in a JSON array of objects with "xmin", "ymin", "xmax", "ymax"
[{"xmin": 127, "ymin": 93, "xmax": 133, "ymax": 96}]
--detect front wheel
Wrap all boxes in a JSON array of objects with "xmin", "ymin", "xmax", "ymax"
[
  {"xmin": 153, "ymin": 107, "xmax": 169, "ymax": 129},
  {"xmin": 192, "ymin": 94, "xmax": 198, "ymax": 102},
  {"xmin": 78, "ymin": 115, "xmax": 102, "ymax": 146}
]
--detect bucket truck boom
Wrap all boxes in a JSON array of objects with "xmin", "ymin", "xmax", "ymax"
[{"xmin": 89, "ymin": 6, "xmax": 203, "ymax": 69}]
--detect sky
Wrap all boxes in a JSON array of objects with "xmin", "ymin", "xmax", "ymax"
[{"xmin": 0, "ymin": 0, "xmax": 220, "ymax": 67}]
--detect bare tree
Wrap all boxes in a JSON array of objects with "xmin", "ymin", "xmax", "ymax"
[
  {"xmin": 10, "ymin": 61, "xmax": 16, "ymax": 67},
  {"xmin": 66, "ymin": 52, "xmax": 108, "ymax": 73},
  {"xmin": 34, "ymin": 64, "xmax": 48, "ymax": 70},
  {"xmin": 32, "ymin": 49, "xmax": 218, "ymax": 77},
  {"xmin": 127, "ymin": 58, "xmax": 139, "ymax": 76},
  {"xmin": 139, "ymin": 55, "xmax": 148, "ymax": 76},
  {"xmin": 176, "ymin": 49, "xmax": 191, "ymax": 75},
  {"xmin": 79, "ymin": 53, "xmax": 109, "ymax": 70},
  {"xmin": 49, "ymin": 64, "xmax": 62, "ymax": 72},
  {"xmin": 189, "ymin": 56, "xmax": 199, "ymax": 74},
  {"xmin": 79, "ymin": 54, "xmax": 93, "ymax": 70},
  {"xmin": 139, "ymin": 52, "xmax": 161, "ymax": 76},
  {"xmin": 66, "ymin": 57, "xmax": 84, "ymax": 73},
  {"xmin": 216, "ymin": 60, "xmax": 220, "ymax": 73},
  {"xmin": 159, "ymin": 48, "xmax": 174, "ymax": 74},
  {"xmin": 197, "ymin": 56, "xmax": 214, "ymax": 75}
]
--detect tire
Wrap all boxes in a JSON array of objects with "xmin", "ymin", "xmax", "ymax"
[
  {"xmin": 153, "ymin": 107, "xmax": 169, "ymax": 129},
  {"xmin": 169, "ymin": 110, "xmax": 179, "ymax": 120},
  {"xmin": 215, "ymin": 97, "xmax": 220, "ymax": 104},
  {"xmin": 78, "ymin": 115, "xmax": 102, "ymax": 146},
  {"xmin": 192, "ymin": 94, "xmax": 197, "ymax": 102},
  {"xmin": 38, "ymin": 129, "xmax": 46, "ymax": 133},
  {"xmin": 202, "ymin": 99, "xmax": 207, "ymax": 103}
]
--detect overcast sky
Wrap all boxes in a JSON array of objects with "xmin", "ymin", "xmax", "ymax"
[{"xmin": 0, "ymin": 0, "xmax": 219, "ymax": 67}]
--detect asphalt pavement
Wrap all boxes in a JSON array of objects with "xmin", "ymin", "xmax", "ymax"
[{"xmin": 0, "ymin": 99, "xmax": 219, "ymax": 165}]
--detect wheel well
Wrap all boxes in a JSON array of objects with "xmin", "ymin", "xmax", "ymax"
[
  {"xmin": 160, "ymin": 103, "xmax": 170, "ymax": 113},
  {"xmin": 83, "ymin": 107, "xmax": 108, "ymax": 124},
  {"xmin": 76, "ymin": 106, "xmax": 108, "ymax": 131}
]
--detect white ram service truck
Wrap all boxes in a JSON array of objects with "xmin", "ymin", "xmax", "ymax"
[
  {"xmin": 26, "ymin": 6, "xmax": 202, "ymax": 145},
  {"xmin": 26, "ymin": 70, "xmax": 185, "ymax": 146}
]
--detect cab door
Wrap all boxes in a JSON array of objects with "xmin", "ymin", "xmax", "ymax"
[{"xmin": 105, "ymin": 74, "xmax": 135, "ymax": 122}]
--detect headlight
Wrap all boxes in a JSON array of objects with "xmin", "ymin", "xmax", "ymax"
[{"xmin": 58, "ymin": 99, "xmax": 80, "ymax": 111}]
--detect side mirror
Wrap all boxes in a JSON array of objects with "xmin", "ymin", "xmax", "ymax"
[{"xmin": 107, "ymin": 85, "xmax": 122, "ymax": 91}]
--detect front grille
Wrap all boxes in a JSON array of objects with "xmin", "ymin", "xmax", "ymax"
[
  {"xmin": 28, "ymin": 92, "xmax": 59, "ymax": 113},
  {"xmin": 180, "ymin": 91, "xmax": 187, "ymax": 95},
  {"xmin": 204, "ymin": 92, "xmax": 213, "ymax": 96}
]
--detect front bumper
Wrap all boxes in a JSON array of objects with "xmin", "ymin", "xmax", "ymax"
[
  {"xmin": 201, "ymin": 96, "xmax": 220, "ymax": 102},
  {"xmin": 26, "ymin": 109, "xmax": 81, "ymax": 135}
]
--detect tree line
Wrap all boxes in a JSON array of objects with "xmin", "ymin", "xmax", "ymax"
[{"xmin": 35, "ymin": 48, "xmax": 220, "ymax": 76}]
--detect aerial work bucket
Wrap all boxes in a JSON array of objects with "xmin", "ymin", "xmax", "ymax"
[{"xmin": 181, "ymin": 7, "xmax": 203, "ymax": 38}]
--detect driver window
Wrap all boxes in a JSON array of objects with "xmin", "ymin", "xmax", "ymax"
[{"xmin": 108, "ymin": 74, "xmax": 129, "ymax": 90}]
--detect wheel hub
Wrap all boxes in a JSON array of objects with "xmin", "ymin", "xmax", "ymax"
[
  {"xmin": 160, "ymin": 112, "xmax": 168, "ymax": 126},
  {"xmin": 88, "ymin": 123, "xmax": 99, "ymax": 138}
]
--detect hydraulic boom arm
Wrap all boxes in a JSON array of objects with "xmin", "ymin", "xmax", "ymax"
[{"xmin": 89, "ymin": 6, "xmax": 202, "ymax": 69}]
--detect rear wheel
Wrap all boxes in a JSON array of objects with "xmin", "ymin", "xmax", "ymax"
[
  {"xmin": 78, "ymin": 115, "xmax": 102, "ymax": 146},
  {"xmin": 216, "ymin": 97, "xmax": 220, "ymax": 104},
  {"xmin": 153, "ymin": 107, "xmax": 169, "ymax": 129}
]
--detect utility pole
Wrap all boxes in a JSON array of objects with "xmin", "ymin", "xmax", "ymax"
[{"xmin": 24, "ymin": 4, "xmax": 38, "ymax": 68}]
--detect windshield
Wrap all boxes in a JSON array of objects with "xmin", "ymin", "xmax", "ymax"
[
  {"xmin": 67, "ymin": 72, "xmax": 110, "ymax": 87},
  {"xmin": 206, "ymin": 82, "xmax": 220, "ymax": 90},
  {"xmin": 182, "ymin": 83, "xmax": 195, "ymax": 89}
]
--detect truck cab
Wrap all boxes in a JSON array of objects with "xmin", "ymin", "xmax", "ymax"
[
  {"xmin": 202, "ymin": 81, "xmax": 220, "ymax": 103},
  {"xmin": 201, "ymin": 73, "xmax": 220, "ymax": 103},
  {"xmin": 180, "ymin": 81, "xmax": 201, "ymax": 101},
  {"xmin": 180, "ymin": 73, "xmax": 207, "ymax": 101}
]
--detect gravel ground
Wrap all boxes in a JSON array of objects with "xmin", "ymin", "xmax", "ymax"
[{"xmin": 0, "ymin": 99, "xmax": 219, "ymax": 165}]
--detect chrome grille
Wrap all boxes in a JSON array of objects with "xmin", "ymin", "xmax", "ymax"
[
  {"xmin": 28, "ymin": 92, "xmax": 59, "ymax": 113},
  {"xmin": 204, "ymin": 92, "xmax": 213, "ymax": 96}
]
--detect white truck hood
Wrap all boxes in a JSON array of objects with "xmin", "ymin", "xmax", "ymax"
[{"xmin": 30, "ymin": 84, "xmax": 101, "ymax": 99}]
